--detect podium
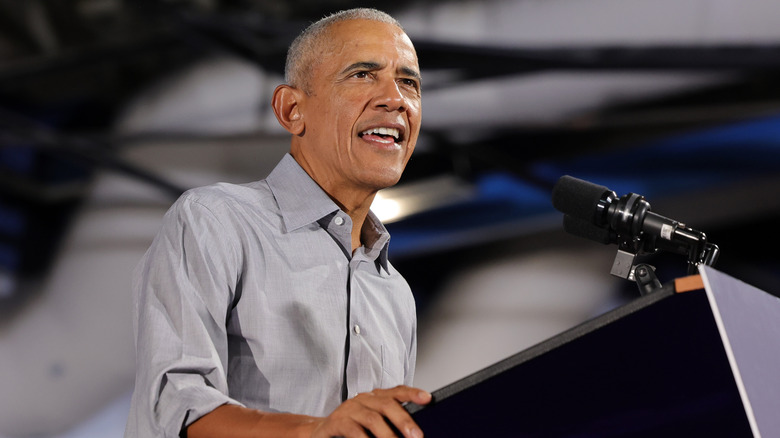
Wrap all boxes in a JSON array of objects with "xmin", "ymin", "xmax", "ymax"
[{"xmin": 406, "ymin": 267, "xmax": 780, "ymax": 437}]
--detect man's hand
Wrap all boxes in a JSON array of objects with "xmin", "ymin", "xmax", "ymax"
[
  {"xmin": 311, "ymin": 386, "xmax": 432, "ymax": 438},
  {"xmin": 185, "ymin": 386, "xmax": 431, "ymax": 438}
]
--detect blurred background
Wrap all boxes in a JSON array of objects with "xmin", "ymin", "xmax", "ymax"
[{"xmin": 2, "ymin": 0, "xmax": 780, "ymax": 436}]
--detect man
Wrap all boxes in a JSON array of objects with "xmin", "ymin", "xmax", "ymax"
[{"xmin": 124, "ymin": 8, "xmax": 431, "ymax": 438}]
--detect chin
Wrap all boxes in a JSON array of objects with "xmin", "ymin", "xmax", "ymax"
[{"xmin": 361, "ymin": 168, "xmax": 404, "ymax": 190}]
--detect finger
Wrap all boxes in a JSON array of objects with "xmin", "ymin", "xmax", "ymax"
[
  {"xmin": 378, "ymin": 386, "xmax": 433, "ymax": 406},
  {"xmin": 352, "ymin": 407, "xmax": 398, "ymax": 438},
  {"xmin": 353, "ymin": 391, "xmax": 423, "ymax": 438},
  {"xmin": 377, "ymin": 402, "xmax": 421, "ymax": 438},
  {"xmin": 409, "ymin": 389, "xmax": 432, "ymax": 406},
  {"xmin": 323, "ymin": 398, "xmax": 399, "ymax": 438}
]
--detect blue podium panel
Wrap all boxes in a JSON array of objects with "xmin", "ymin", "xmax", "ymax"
[{"xmin": 406, "ymin": 269, "xmax": 771, "ymax": 437}]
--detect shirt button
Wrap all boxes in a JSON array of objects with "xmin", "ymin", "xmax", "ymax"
[
  {"xmin": 334, "ymin": 216, "xmax": 344, "ymax": 226},
  {"xmin": 353, "ymin": 324, "xmax": 361, "ymax": 335}
]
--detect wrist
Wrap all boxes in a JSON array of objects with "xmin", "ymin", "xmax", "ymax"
[
  {"xmin": 251, "ymin": 412, "xmax": 321, "ymax": 438},
  {"xmin": 290, "ymin": 416, "xmax": 320, "ymax": 438}
]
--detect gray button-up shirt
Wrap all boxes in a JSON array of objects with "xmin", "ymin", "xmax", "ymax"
[{"xmin": 125, "ymin": 154, "xmax": 417, "ymax": 437}]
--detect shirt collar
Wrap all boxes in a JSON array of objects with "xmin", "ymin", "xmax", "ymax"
[
  {"xmin": 363, "ymin": 210, "xmax": 391, "ymax": 274},
  {"xmin": 267, "ymin": 153, "xmax": 339, "ymax": 232},
  {"xmin": 266, "ymin": 153, "xmax": 390, "ymax": 273}
]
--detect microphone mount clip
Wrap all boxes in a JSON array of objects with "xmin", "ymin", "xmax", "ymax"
[{"xmin": 605, "ymin": 191, "xmax": 720, "ymax": 294}]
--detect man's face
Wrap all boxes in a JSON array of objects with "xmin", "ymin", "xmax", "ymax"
[{"xmin": 294, "ymin": 19, "xmax": 422, "ymax": 197}]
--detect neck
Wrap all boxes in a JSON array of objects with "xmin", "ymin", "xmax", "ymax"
[{"xmin": 290, "ymin": 150, "xmax": 378, "ymax": 252}]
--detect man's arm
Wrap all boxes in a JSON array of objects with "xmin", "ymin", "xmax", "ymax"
[
  {"xmin": 187, "ymin": 386, "xmax": 432, "ymax": 438},
  {"xmin": 185, "ymin": 405, "xmax": 317, "ymax": 438},
  {"xmin": 127, "ymin": 194, "xmax": 245, "ymax": 437}
]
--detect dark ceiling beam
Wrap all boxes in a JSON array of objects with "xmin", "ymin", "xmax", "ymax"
[
  {"xmin": 167, "ymin": 10, "xmax": 292, "ymax": 74},
  {"xmin": 415, "ymin": 40, "xmax": 780, "ymax": 70},
  {"xmin": 413, "ymin": 41, "xmax": 780, "ymax": 88},
  {"xmin": 39, "ymin": 0, "xmax": 92, "ymax": 46},
  {"xmin": 0, "ymin": 107, "xmax": 186, "ymax": 200},
  {"xmin": 0, "ymin": 28, "xmax": 186, "ymax": 83},
  {"xmin": 0, "ymin": 8, "xmax": 299, "ymax": 85},
  {"xmin": 6, "ymin": 4, "xmax": 780, "ymax": 89},
  {"xmin": 0, "ymin": 2, "xmax": 48, "ymax": 53}
]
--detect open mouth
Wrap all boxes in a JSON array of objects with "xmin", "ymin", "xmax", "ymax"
[{"xmin": 359, "ymin": 127, "xmax": 402, "ymax": 143}]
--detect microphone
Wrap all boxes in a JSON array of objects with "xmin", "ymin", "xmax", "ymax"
[
  {"xmin": 552, "ymin": 175, "xmax": 719, "ymax": 275},
  {"xmin": 552, "ymin": 175, "xmax": 678, "ymax": 250}
]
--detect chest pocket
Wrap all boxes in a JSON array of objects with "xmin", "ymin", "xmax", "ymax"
[{"xmin": 380, "ymin": 343, "xmax": 405, "ymax": 388}]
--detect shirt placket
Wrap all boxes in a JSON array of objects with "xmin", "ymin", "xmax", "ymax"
[
  {"xmin": 345, "ymin": 256, "xmax": 364, "ymax": 399},
  {"xmin": 325, "ymin": 212, "xmax": 383, "ymax": 400}
]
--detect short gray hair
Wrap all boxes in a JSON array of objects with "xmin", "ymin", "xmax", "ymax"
[{"xmin": 284, "ymin": 8, "xmax": 403, "ymax": 93}]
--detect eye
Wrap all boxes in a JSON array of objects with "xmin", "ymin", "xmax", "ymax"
[
  {"xmin": 352, "ymin": 71, "xmax": 371, "ymax": 79},
  {"xmin": 400, "ymin": 78, "xmax": 420, "ymax": 91}
]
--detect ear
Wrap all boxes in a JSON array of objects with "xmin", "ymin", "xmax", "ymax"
[{"xmin": 271, "ymin": 84, "xmax": 305, "ymax": 136}]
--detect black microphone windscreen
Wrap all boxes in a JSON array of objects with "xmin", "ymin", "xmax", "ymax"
[
  {"xmin": 552, "ymin": 175, "xmax": 611, "ymax": 221},
  {"xmin": 563, "ymin": 215, "xmax": 613, "ymax": 244}
]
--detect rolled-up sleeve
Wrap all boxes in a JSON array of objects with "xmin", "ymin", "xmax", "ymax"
[{"xmin": 125, "ymin": 194, "xmax": 244, "ymax": 437}]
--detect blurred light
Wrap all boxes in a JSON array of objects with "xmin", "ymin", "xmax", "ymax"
[
  {"xmin": 372, "ymin": 193, "xmax": 402, "ymax": 222},
  {"xmin": 0, "ymin": 270, "xmax": 15, "ymax": 298}
]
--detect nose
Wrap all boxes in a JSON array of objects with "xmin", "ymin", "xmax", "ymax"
[{"xmin": 373, "ymin": 78, "xmax": 406, "ymax": 112}]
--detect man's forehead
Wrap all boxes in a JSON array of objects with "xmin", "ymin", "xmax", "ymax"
[
  {"xmin": 327, "ymin": 20, "xmax": 416, "ymax": 55},
  {"xmin": 309, "ymin": 19, "xmax": 419, "ymax": 83}
]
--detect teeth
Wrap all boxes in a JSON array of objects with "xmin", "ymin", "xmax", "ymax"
[{"xmin": 361, "ymin": 127, "xmax": 400, "ymax": 141}]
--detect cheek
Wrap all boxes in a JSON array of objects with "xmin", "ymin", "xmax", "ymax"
[
  {"xmin": 407, "ymin": 101, "xmax": 422, "ymax": 125},
  {"xmin": 329, "ymin": 96, "xmax": 363, "ymax": 132},
  {"xmin": 404, "ymin": 143, "xmax": 416, "ymax": 162},
  {"xmin": 407, "ymin": 111, "xmax": 422, "ymax": 140}
]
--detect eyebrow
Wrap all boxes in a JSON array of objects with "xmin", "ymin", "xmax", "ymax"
[
  {"xmin": 340, "ymin": 62, "xmax": 422, "ymax": 84},
  {"xmin": 340, "ymin": 61, "xmax": 381, "ymax": 75},
  {"xmin": 400, "ymin": 66, "xmax": 423, "ymax": 84}
]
